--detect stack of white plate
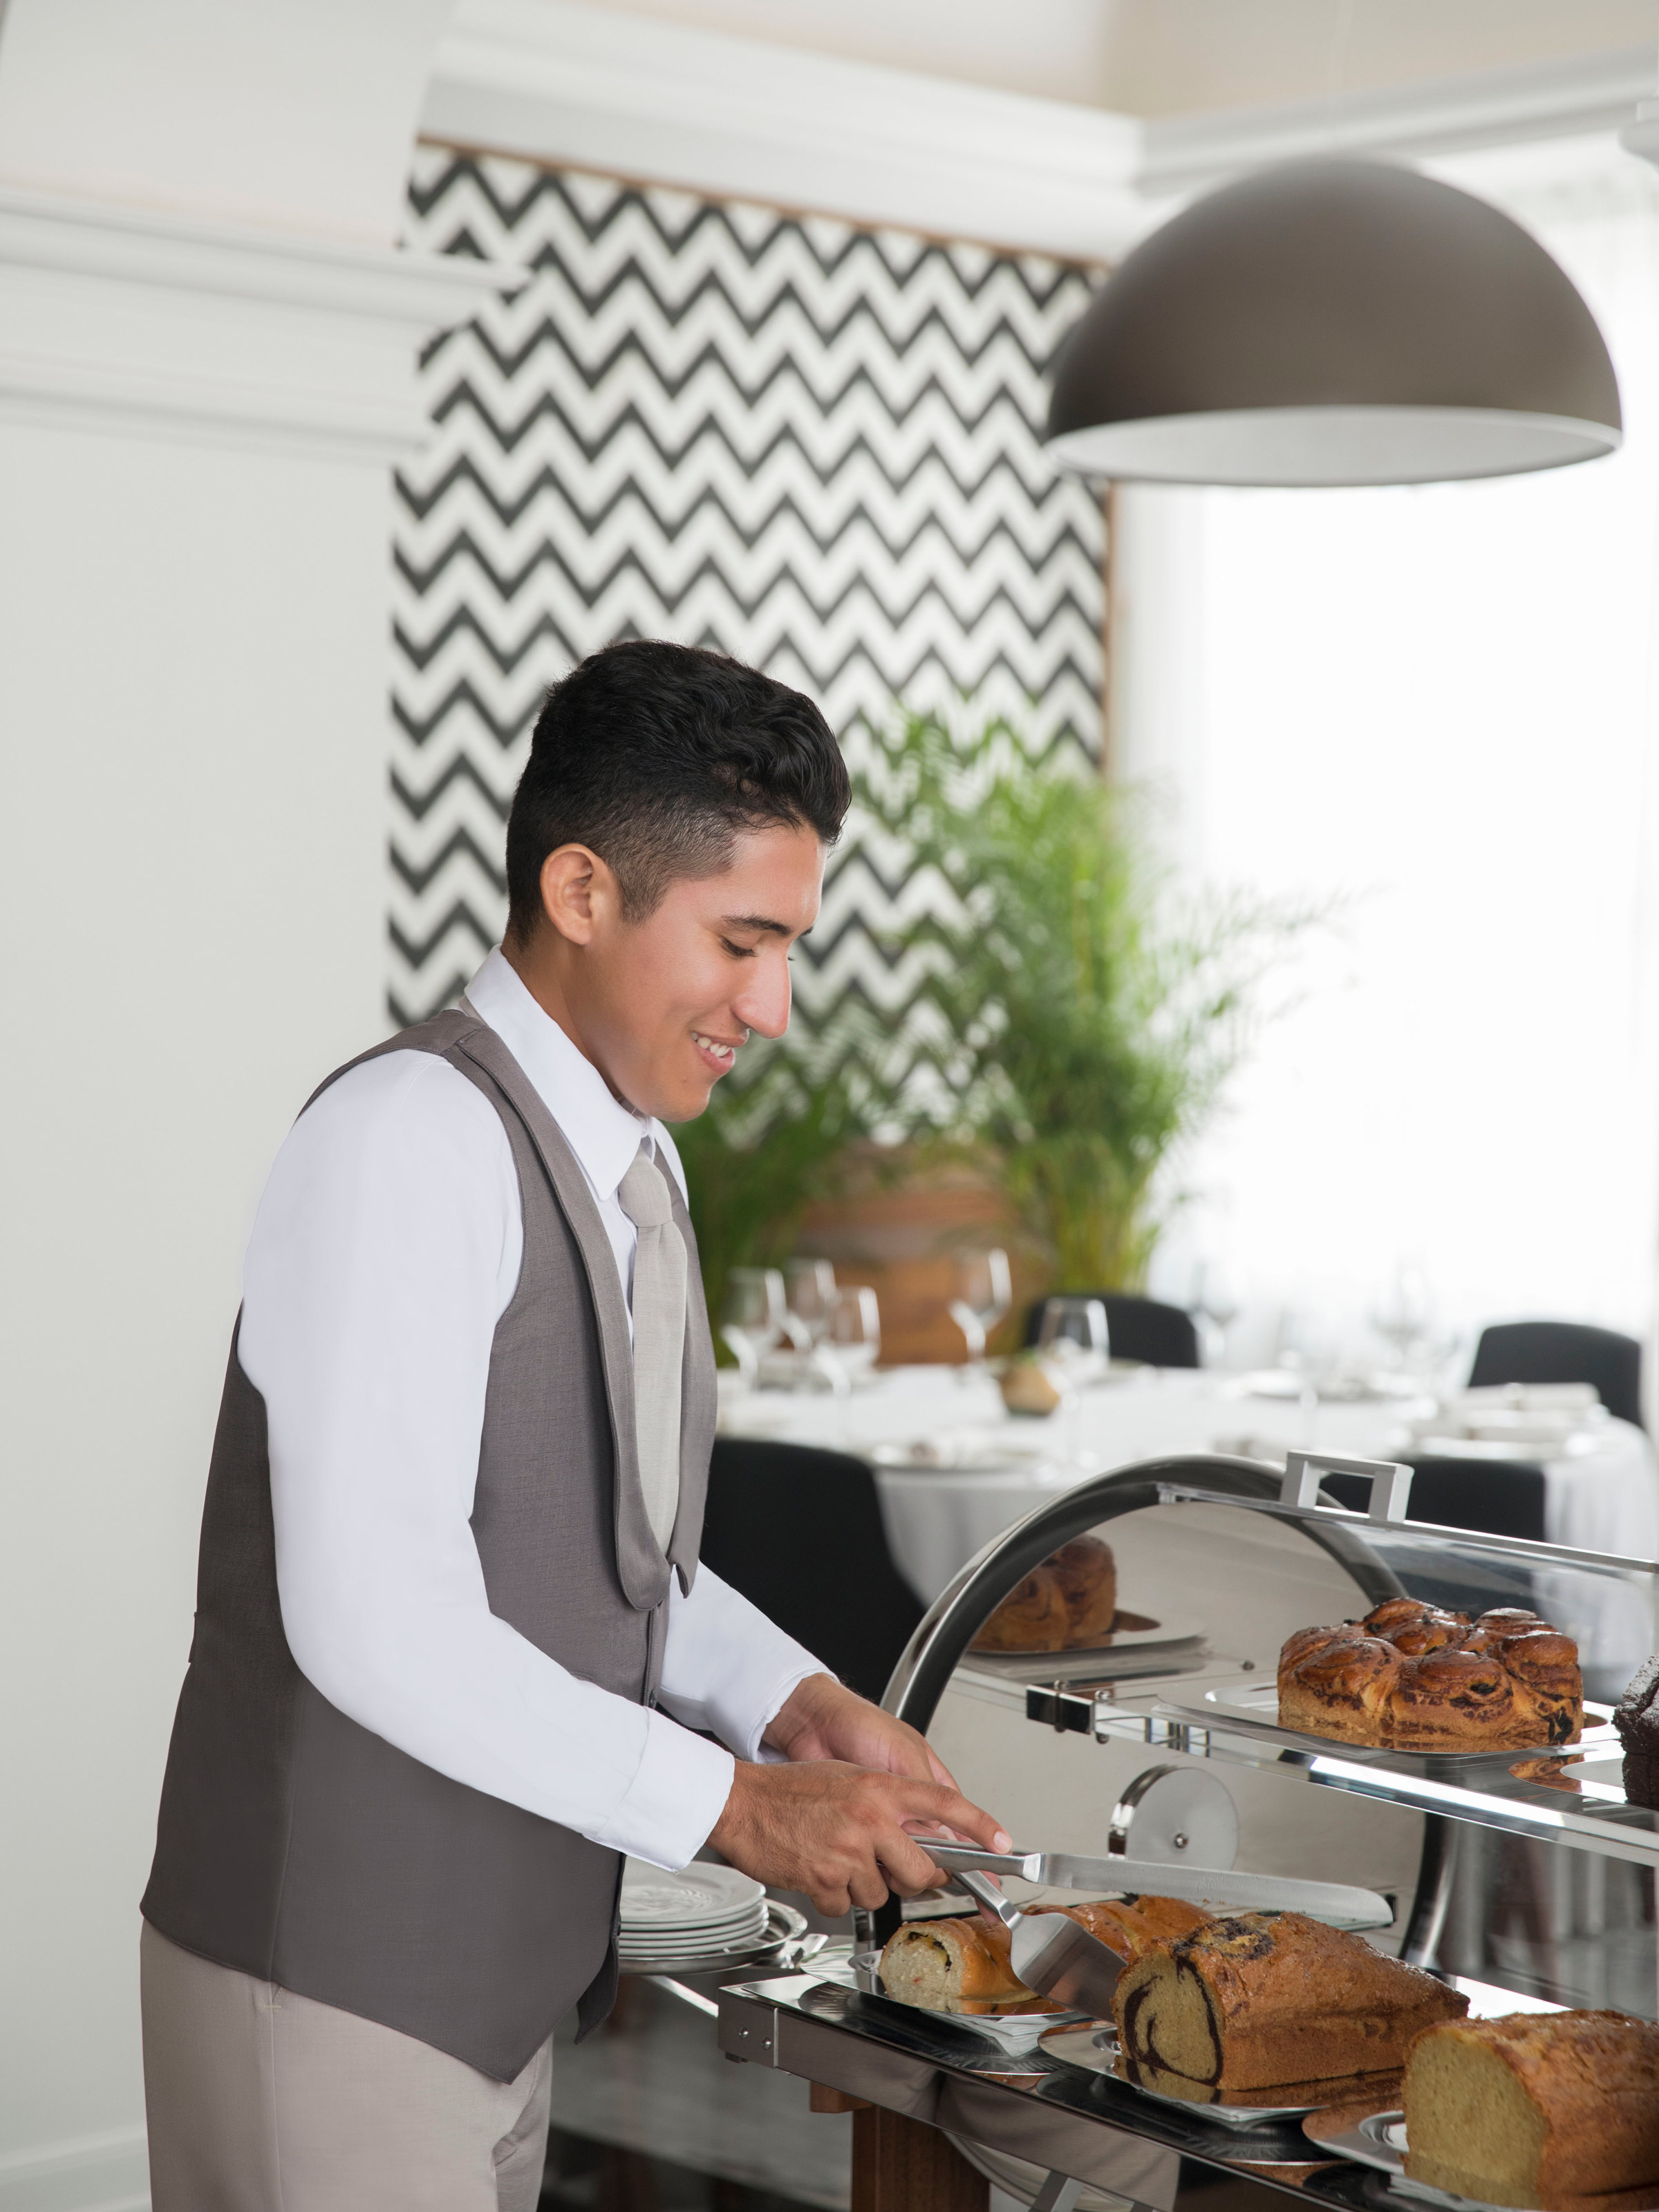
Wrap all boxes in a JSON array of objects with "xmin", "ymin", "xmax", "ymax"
[{"xmin": 617, "ymin": 1860, "xmax": 769, "ymax": 1966}]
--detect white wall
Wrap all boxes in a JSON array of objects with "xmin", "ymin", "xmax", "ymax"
[{"xmin": 0, "ymin": 5, "xmax": 487, "ymax": 2203}]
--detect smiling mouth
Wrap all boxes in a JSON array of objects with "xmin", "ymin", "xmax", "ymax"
[{"xmin": 691, "ymin": 1030, "xmax": 742, "ymax": 1069}]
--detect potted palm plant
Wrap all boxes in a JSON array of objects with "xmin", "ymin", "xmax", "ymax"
[{"xmin": 865, "ymin": 713, "xmax": 1304, "ymax": 1294}]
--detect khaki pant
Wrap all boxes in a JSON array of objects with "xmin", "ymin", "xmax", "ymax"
[{"xmin": 140, "ymin": 1922, "xmax": 554, "ymax": 2212}]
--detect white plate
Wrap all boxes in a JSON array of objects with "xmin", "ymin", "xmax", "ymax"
[
  {"xmin": 617, "ymin": 1903, "xmax": 769, "ymax": 1940},
  {"xmin": 617, "ymin": 1900, "xmax": 810, "ymax": 1978},
  {"xmin": 616, "ymin": 1926, "xmax": 769, "ymax": 1957},
  {"xmin": 617, "ymin": 1915, "xmax": 769, "ymax": 1945},
  {"xmin": 871, "ymin": 1437, "xmax": 1052, "ymax": 1472},
  {"xmin": 619, "ymin": 1860, "xmax": 765, "ymax": 1932},
  {"xmin": 617, "ymin": 1926, "xmax": 769, "ymax": 1955},
  {"xmin": 617, "ymin": 1898, "xmax": 768, "ymax": 1931}
]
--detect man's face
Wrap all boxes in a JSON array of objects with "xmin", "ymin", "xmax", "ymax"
[{"xmin": 565, "ymin": 821, "xmax": 825, "ymax": 1122}]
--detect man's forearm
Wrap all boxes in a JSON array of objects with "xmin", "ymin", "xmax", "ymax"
[{"xmin": 657, "ymin": 1564, "xmax": 827, "ymax": 1757}]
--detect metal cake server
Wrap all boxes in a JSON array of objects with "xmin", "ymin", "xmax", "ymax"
[
  {"xmin": 908, "ymin": 1840, "xmax": 1391, "ymax": 1929},
  {"xmin": 953, "ymin": 1868, "xmax": 1125, "ymax": 2018}
]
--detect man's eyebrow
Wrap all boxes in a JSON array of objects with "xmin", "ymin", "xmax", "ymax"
[{"xmin": 720, "ymin": 912, "xmax": 798, "ymax": 937}]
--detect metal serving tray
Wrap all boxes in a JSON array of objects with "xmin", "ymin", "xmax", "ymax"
[{"xmin": 718, "ymin": 1972, "xmax": 1385, "ymax": 2211}]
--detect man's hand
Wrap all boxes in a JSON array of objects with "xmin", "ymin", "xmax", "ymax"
[
  {"xmin": 763, "ymin": 1673, "xmax": 961, "ymax": 1790},
  {"xmin": 708, "ymin": 1757, "xmax": 1011, "ymax": 1917}
]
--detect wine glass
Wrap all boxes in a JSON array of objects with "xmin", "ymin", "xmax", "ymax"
[
  {"xmin": 948, "ymin": 1246, "xmax": 1012, "ymax": 1366},
  {"xmin": 1369, "ymin": 1262, "xmax": 1437, "ymax": 1376},
  {"xmin": 1190, "ymin": 1258, "xmax": 1241, "ymax": 1369},
  {"xmin": 1036, "ymin": 1296, "xmax": 1109, "ymax": 1382},
  {"xmin": 783, "ymin": 1258, "xmax": 838, "ymax": 1351},
  {"xmin": 720, "ymin": 1267, "xmax": 787, "ymax": 1385},
  {"xmin": 824, "ymin": 1284, "xmax": 880, "ymax": 1385}
]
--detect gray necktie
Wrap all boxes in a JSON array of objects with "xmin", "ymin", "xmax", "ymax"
[{"xmin": 616, "ymin": 1143, "xmax": 686, "ymax": 1553}]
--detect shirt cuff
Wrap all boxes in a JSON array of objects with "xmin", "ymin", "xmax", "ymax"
[{"xmin": 585, "ymin": 1706, "xmax": 737, "ymax": 1871}]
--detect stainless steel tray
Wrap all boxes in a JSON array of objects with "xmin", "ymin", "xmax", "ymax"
[{"xmin": 1039, "ymin": 2023, "xmax": 1350, "ymax": 2126}]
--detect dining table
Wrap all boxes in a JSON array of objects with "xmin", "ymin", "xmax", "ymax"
[{"xmin": 716, "ymin": 1362, "xmax": 1659, "ymax": 1685}]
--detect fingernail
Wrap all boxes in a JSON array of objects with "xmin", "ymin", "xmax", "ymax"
[{"xmin": 993, "ymin": 1830, "xmax": 1013, "ymax": 1852}]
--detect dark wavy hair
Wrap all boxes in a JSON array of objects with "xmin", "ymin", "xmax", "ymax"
[{"xmin": 504, "ymin": 640, "xmax": 850, "ymax": 940}]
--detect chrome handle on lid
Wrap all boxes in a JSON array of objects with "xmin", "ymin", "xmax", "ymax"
[{"xmin": 1282, "ymin": 1450, "xmax": 1414, "ymax": 1524}]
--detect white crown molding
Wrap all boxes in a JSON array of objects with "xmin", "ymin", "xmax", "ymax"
[
  {"xmin": 1137, "ymin": 45, "xmax": 1658, "ymax": 199},
  {"xmin": 424, "ymin": 0, "xmax": 1140, "ymax": 261},
  {"xmin": 0, "ymin": 189, "xmax": 508, "ymax": 461},
  {"xmin": 423, "ymin": 3, "xmax": 1659, "ymax": 259}
]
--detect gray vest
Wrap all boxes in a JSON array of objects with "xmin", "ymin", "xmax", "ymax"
[{"xmin": 141, "ymin": 1010, "xmax": 718, "ymax": 2081}]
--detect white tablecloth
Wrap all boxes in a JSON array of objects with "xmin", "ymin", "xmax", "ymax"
[{"xmin": 718, "ymin": 1365, "xmax": 1659, "ymax": 1676}]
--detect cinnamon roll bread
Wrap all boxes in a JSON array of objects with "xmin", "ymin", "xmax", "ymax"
[
  {"xmin": 968, "ymin": 1566, "xmax": 1070, "ymax": 1653},
  {"xmin": 1277, "ymin": 1601, "xmax": 1582, "ymax": 1752}
]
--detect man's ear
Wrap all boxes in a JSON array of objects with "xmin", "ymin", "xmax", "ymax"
[{"xmin": 538, "ymin": 843, "xmax": 621, "ymax": 946}]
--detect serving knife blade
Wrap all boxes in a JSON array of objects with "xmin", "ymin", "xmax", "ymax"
[
  {"xmin": 908, "ymin": 1840, "xmax": 1391, "ymax": 1929},
  {"xmin": 954, "ymin": 1868, "xmax": 1125, "ymax": 2018}
]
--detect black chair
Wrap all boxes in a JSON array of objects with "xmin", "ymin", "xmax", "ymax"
[
  {"xmin": 700, "ymin": 1439, "xmax": 925, "ymax": 1704},
  {"xmin": 1324, "ymin": 1455, "xmax": 1546, "ymax": 1543},
  {"xmin": 1022, "ymin": 1293, "xmax": 1201, "ymax": 1369},
  {"xmin": 1467, "ymin": 1320, "xmax": 1644, "ymax": 1431},
  {"xmin": 1322, "ymin": 1455, "xmax": 1547, "ymax": 1620}
]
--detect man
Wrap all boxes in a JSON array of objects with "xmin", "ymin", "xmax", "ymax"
[{"xmin": 140, "ymin": 641, "xmax": 1009, "ymax": 2210}]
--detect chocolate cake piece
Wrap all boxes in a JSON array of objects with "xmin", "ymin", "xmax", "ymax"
[{"xmin": 1613, "ymin": 1654, "xmax": 1659, "ymax": 1810}]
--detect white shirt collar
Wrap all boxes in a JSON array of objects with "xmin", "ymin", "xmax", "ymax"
[{"xmin": 463, "ymin": 948, "xmax": 686, "ymax": 1206}]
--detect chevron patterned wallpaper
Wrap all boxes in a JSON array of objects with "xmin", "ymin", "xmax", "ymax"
[{"xmin": 391, "ymin": 148, "xmax": 1106, "ymax": 1031}]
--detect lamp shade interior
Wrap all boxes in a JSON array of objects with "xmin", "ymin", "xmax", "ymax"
[{"xmin": 1047, "ymin": 158, "xmax": 1621, "ymax": 488}]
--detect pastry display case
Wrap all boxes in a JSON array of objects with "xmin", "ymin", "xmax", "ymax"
[{"xmin": 715, "ymin": 1452, "xmax": 1659, "ymax": 2212}]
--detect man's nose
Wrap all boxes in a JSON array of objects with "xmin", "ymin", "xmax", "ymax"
[{"xmin": 734, "ymin": 953, "xmax": 791, "ymax": 1040}]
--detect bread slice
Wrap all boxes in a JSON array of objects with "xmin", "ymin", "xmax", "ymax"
[
  {"xmin": 877, "ymin": 1914, "xmax": 1036, "ymax": 2013},
  {"xmin": 1114, "ymin": 1911, "xmax": 1467, "ymax": 2090},
  {"xmin": 1404, "ymin": 2012, "xmax": 1659, "ymax": 2210}
]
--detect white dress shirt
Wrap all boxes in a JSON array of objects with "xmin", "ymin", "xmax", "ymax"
[{"xmin": 238, "ymin": 948, "xmax": 823, "ymax": 1871}]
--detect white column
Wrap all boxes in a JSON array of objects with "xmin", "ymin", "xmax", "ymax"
[{"xmin": 0, "ymin": 7, "xmax": 498, "ymax": 2201}]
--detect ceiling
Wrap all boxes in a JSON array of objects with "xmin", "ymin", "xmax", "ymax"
[{"xmin": 574, "ymin": 0, "xmax": 1659, "ymax": 115}]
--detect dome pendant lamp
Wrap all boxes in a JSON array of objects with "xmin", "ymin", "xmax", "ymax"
[{"xmin": 1047, "ymin": 157, "xmax": 1621, "ymax": 487}]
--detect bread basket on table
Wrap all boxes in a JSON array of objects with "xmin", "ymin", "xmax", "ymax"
[{"xmin": 713, "ymin": 1450, "xmax": 1659, "ymax": 2212}]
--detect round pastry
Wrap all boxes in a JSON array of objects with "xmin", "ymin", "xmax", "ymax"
[
  {"xmin": 1280, "ymin": 1635, "xmax": 1402, "ymax": 1743},
  {"xmin": 1277, "ymin": 1621, "xmax": 1364, "ymax": 1679},
  {"xmin": 1389, "ymin": 1609, "xmax": 1473, "ymax": 1656},
  {"xmin": 1280, "ymin": 1603, "xmax": 1581, "ymax": 1750},
  {"xmin": 969, "ymin": 1566, "xmax": 1071, "ymax": 1653},
  {"xmin": 1362, "ymin": 1597, "xmax": 1445, "ymax": 1638},
  {"xmin": 1387, "ymin": 1648, "xmax": 1518, "ymax": 1750},
  {"xmin": 1046, "ymin": 1535, "xmax": 1118, "ymax": 1648}
]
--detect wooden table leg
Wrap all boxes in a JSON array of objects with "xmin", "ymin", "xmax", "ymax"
[
  {"xmin": 810, "ymin": 2082, "xmax": 871, "ymax": 2113},
  {"xmin": 851, "ymin": 2105, "xmax": 989, "ymax": 2212}
]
